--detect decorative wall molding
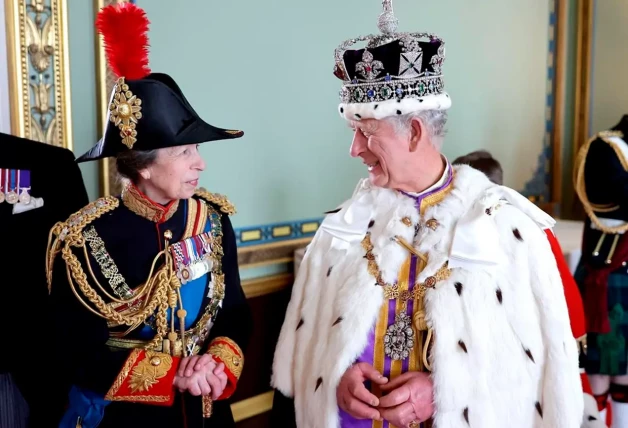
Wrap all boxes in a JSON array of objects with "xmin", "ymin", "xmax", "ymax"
[
  {"xmin": 231, "ymin": 391, "xmax": 274, "ymax": 423},
  {"xmin": 5, "ymin": 0, "xmax": 72, "ymax": 148},
  {"xmin": 236, "ymin": 218, "xmax": 320, "ymax": 247}
]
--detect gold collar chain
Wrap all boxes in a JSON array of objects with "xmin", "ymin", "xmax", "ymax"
[{"xmin": 361, "ymin": 231, "xmax": 451, "ymax": 301}]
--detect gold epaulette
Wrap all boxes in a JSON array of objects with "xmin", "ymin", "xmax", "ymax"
[
  {"xmin": 46, "ymin": 196, "xmax": 119, "ymax": 291},
  {"xmin": 573, "ymin": 130, "xmax": 628, "ymax": 235},
  {"xmin": 194, "ymin": 187, "xmax": 236, "ymax": 215}
]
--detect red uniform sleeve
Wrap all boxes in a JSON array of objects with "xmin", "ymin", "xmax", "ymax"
[
  {"xmin": 104, "ymin": 349, "xmax": 180, "ymax": 406},
  {"xmin": 207, "ymin": 336, "xmax": 244, "ymax": 400}
]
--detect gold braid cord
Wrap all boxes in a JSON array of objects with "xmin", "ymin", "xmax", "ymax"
[
  {"xmin": 194, "ymin": 188, "xmax": 236, "ymax": 215},
  {"xmin": 46, "ymin": 196, "xmax": 179, "ymax": 351},
  {"xmin": 574, "ymin": 130, "xmax": 628, "ymax": 235},
  {"xmin": 47, "ymin": 196, "xmax": 230, "ymax": 416}
]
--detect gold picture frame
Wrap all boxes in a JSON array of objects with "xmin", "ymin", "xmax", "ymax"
[
  {"xmin": 94, "ymin": 0, "xmax": 130, "ymax": 197},
  {"xmin": 5, "ymin": 0, "xmax": 73, "ymax": 149},
  {"xmin": 572, "ymin": 0, "xmax": 594, "ymax": 172},
  {"xmin": 569, "ymin": 0, "xmax": 596, "ymax": 220},
  {"xmin": 550, "ymin": 0, "xmax": 567, "ymax": 209}
]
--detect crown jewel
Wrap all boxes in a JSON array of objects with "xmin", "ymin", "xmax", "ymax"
[{"xmin": 333, "ymin": 0, "xmax": 450, "ymax": 120}]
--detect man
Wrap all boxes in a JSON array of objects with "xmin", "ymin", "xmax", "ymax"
[
  {"xmin": 0, "ymin": 133, "xmax": 89, "ymax": 427},
  {"xmin": 573, "ymin": 115, "xmax": 628, "ymax": 427},
  {"xmin": 271, "ymin": 2, "xmax": 583, "ymax": 427}
]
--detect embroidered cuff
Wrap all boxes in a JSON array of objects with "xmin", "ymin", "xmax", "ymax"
[
  {"xmin": 105, "ymin": 349, "xmax": 179, "ymax": 406},
  {"xmin": 208, "ymin": 337, "xmax": 244, "ymax": 400}
]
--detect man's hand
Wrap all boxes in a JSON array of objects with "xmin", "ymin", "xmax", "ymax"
[
  {"xmin": 378, "ymin": 372, "xmax": 434, "ymax": 427},
  {"xmin": 337, "ymin": 362, "xmax": 388, "ymax": 421}
]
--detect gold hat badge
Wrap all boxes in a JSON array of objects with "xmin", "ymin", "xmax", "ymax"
[{"xmin": 109, "ymin": 77, "xmax": 143, "ymax": 149}]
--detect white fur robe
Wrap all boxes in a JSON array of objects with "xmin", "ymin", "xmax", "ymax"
[{"xmin": 272, "ymin": 166, "xmax": 583, "ymax": 428}]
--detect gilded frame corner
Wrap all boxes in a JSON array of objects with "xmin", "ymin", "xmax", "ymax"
[
  {"xmin": 4, "ymin": 0, "xmax": 73, "ymax": 149},
  {"xmin": 95, "ymin": 0, "xmax": 131, "ymax": 197}
]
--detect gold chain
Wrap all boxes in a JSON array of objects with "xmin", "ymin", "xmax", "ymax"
[{"xmin": 361, "ymin": 232, "xmax": 451, "ymax": 301}]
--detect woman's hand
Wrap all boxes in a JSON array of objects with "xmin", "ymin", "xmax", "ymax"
[{"xmin": 173, "ymin": 354, "xmax": 229, "ymax": 400}]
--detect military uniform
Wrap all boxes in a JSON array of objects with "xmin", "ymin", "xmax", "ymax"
[
  {"xmin": 46, "ymin": 3, "xmax": 251, "ymax": 427},
  {"xmin": 574, "ymin": 115, "xmax": 628, "ymax": 426},
  {"xmin": 0, "ymin": 133, "xmax": 89, "ymax": 428},
  {"xmin": 48, "ymin": 186, "xmax": 250, "ymax": 427}
]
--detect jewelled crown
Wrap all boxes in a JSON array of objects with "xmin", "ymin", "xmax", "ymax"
[{"xmin": 334, "ymin": 0, "xmax": 451, "ymax": 121}]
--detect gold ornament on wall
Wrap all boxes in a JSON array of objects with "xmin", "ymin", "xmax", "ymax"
[{"xmin": 5, "ymin": 0, "xmax": 72, "ymax": 149}]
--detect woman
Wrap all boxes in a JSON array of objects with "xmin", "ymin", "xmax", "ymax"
[{"xmin": 46, "ymin": 4, "xmax": 251, "ymax": 427}]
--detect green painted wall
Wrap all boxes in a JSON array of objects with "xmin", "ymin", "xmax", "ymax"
[
  {"xmin": 67, "ymin": 0, "xmax": 99, "ymax": 200},
  {"xmin": 67, "ymin": 0, "xmax": 556, "ymax": 228},
  {"xmin": 591, "ymin": 0, "xmax": 628, "ymax": 134}
]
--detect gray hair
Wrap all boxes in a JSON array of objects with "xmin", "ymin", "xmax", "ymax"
[
  {"xmin": 386, "ymin": 109, "xmax": 448, "ymax": 149},
  {"xmin": 115, "ymin": 149, "xmax": 159, "ymax": 183}
]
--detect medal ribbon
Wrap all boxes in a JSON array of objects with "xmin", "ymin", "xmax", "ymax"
[
  {"xmin": 10, "ymin": 169, "xmax": 16, "ymax": 193},
  {"xmin": 19, "ymin": 170, "xmax": 31, "ymax": 193}
]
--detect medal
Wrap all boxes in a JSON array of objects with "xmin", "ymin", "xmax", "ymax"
[
  {"xmin": 5, "ymin": 169, "xmax": 18, "ymax": 204},
  {"xmin": 0, "ymin": 169, "xmax": 5, "ymax": 203},
  {"xmin": 170, "ymin": 232, "xmax": 214, "ymax": 283},
  {"xmin": 18, "ymin": 170, "xmax": 31, "ymax": 204}
]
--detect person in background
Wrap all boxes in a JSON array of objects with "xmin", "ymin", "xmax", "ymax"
[
  {"xmin": 572, "ymin": 115, "xmax": 628, "ymax": 428},
  {"xmin": 454, "ymin": 149, "xmax": 607, "ymax": 427},
  {"xmin": 0, "ymin": 133, "xmax": 89, "ymax": 428}
]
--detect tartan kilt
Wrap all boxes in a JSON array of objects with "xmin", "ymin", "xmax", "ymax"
[{"xmin": 575, "ymin": 263, "xmax": 628, "ymax": 376}]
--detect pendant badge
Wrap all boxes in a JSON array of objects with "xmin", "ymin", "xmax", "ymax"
[{"xmin": 384, "ymin": 312, "xmax": 415, "ymax": 360}]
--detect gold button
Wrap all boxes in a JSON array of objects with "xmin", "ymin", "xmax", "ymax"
[
  {"xmin": 424, "ymin": 276, "xmax": 436, "ymax": 287},
  {"xmin": 164, "ymin": 230, "xmax": 173, "ymax": 239},
  {"xmin": 150, "ymin": 356, "xmax": 161, "ymax": 366},
  {"xmin": 233, "ymin": 358, "xmax": 240, "ymax": 366},
  {"xmin": 426, "ymin": 219, "xmax": 439, "ymax": 230}
]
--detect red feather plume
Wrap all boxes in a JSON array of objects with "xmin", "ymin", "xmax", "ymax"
[{"xmin": 96, "ymin": 2, "xmax": 151, "ymax": 80}]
